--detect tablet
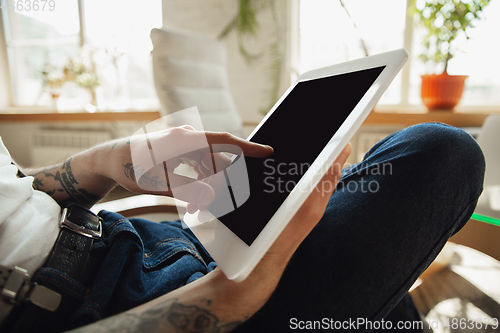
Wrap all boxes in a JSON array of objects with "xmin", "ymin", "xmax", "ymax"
[{"xmin": 183, "ymin": 49, "xmax": 408, "ymax": 282}]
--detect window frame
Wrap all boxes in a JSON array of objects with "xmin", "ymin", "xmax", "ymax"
[
  {"xmin": 292, "ymin": 0, "xmax": 500, "ymax": 111},
  {"xmin": 292, "ymin": 0, "xmax": 415, "ymax": 107},
  {"xmin": 1, "ymin": 0, "xmax": 161, "ymax": 112},
  {"xmin": 1, "ymin": 0, "xmax": 499, "ymax": 113},
  {"xmin": 0, "ymin": 0, "xmax": 87, "ymax": 110},
  {"xmin": 0, "ymin": 9, "xmax": 14, "ymax": 109}
]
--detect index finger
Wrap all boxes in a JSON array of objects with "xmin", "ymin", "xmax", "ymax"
[{"xmin": 205, "ymin": 132, "xmax": 274, "ymax": 157}]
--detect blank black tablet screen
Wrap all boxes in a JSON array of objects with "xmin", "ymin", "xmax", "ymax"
[{"xmin": 212, "ymin": 66, "xmax": 385, "ymax": 245}]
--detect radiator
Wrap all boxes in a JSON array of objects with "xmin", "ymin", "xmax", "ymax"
[
  {"xmin": 30, "ymin": 129, "xmax": 112, "ymax": 166},
  {"xmin": 356, "ymin": 132, "xmax": 391, "ymax": 162}
]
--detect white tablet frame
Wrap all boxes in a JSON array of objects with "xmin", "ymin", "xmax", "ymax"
[{"xmin": 183, "ymin": 48, "xmax": 409, "ymax": 282}]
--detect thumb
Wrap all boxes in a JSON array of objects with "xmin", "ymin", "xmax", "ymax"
[
  {"xmin": 323, "ymin": 143, "xmax": 352, "ymax": 192},
  {"xmin": 167, "ymin": 173, "xmax": 216, "ymax": 207},
  {"xmin": 310, "ymin": 143, "xmax": 352, "ymax": 207}
]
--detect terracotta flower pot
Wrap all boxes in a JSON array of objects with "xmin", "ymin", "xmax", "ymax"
[{"xmin": 421, "ymin": 72, "xmax": 467, "ymax": 111}]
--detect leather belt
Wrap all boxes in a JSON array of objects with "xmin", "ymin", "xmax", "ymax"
[
  {"xmin": 47, "ymin": 203, "xmax": 102, "ymax": 282},
  {"xmin": 0, "ymin": 203, "xmax": 102, "ymax": 313}
]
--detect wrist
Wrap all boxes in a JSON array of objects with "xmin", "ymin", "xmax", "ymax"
[
  {"xmin": 83, "ymin": 143, "xmax": 117, "ymax": 193},
  {"xmin": 202, "ymin": 268, "xmax": 278, "ymax": 324}
]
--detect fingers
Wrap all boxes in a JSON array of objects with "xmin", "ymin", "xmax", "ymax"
[
  {"xmin": 131, "ymin": 163, "xmax": 216, "ymax": 208},
  {"xmin": 205, "ymin": 132, "xmax": 274, "ymax": 157},
  {"xmin": 200, "ymin": 153, "xmax": 228, "ymax": 173},
  {"xmin": 187, "ymin": 203, "xmax": 199, "ymax": 214},
  {"xmin": 167, "ymin": 173, "xmax": 216, "ymax": 207},
  {"xmin": 316, "ymin": 143, "xmax": 352, "ymax": 198},
  {"xmin": 184, "ymin": 143, "xmax": 351, "ymax": 215},
  {"xmin": 323, "ymin": 143, "xmax": 352, "ymax": 190},
  {"xmin": 177, "ymin": 125, "xmax": 196, "ymax": 131}
]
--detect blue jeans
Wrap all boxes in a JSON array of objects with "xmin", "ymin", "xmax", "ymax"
[{"xmin": 9, "ymin": 123, "xmax": 485, "ymax": 332}]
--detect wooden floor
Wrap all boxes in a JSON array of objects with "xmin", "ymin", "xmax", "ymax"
[{"xmin": 410, "ymin": 245, "xmax": 500, "ymax": 333}]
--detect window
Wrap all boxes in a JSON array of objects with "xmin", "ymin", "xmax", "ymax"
[
  {"xmin": 300, "ymin": 0, "xmax": 406, "ymax": 105},
  {"xmin": 299, "ymin": 0, "xmax": 500, "ymax": 107},
  {"xmin": 1, "ymin": 0, "xmax": 162, "ymax": 110}
]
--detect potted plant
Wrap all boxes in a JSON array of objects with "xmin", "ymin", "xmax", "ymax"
[{"xmin": 413, "ymin": 0, "xmax": 490, "ymax": 111}]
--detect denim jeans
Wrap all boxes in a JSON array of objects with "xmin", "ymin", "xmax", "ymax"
[
  {"xmin": 6, "ymin": 123, "xmax": 485, "ymax": 332},
  {"xmin": 235, "ymin": 123, "xmax": 485, "ymax": 332}
]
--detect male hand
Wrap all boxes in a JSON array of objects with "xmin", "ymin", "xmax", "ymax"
[{"xmin": 103, "ymin": 126, "xmax": 273, "ymax": 211}]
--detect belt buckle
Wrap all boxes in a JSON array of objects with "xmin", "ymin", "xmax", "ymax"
[{"xmin": 60, "ymin": 207, "xmax": 102, "ymax": 239}]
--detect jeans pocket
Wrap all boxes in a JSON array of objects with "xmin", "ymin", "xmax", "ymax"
[{"xmin": 143, "ymin": 237, "xmax": 205, "ymax": 269}]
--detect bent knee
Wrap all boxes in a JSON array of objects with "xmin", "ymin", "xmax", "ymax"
[
  {"xmin": 405, "ymin": 122, "xmax": 485, "ymax": 193},
  {"xmin": 408, "ymin": 123, "xmax": 483, "ymax": 161}
]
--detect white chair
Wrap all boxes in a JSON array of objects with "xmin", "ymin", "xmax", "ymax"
[
  {"xmin": 150, "ymin": 27, "xmax": 243, "ymax": 137},
  {"xmin": 475, "ymin": 114, "xmax": 500, "ymax": 221}
]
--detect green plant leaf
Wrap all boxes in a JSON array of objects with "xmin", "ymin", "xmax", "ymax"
[{"xmin": 412, "ymin": 0, "xmax": 490, "ymax": 70}]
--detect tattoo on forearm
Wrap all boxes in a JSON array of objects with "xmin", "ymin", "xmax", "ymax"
[
  {"xmin": 31, "ymin": 165, "xmax": 57, "ymax": 190},
  {"xmin": 62, "ymin": 158, "xmax": 78, "ymax": 184},
  {"xmin": 32, "ymin": 178, "xmax": 44, "ymax": 190},
  {"xmin": 111, "ymin": 138, "xmax": 131, "ymax": 150},
  {"xmin": 139, "ymin": 171, "xmax": 170, "ymax": 190},
  {"xmin": 72, "ymin": 298, "xmax": 243, "ymax": 333},
  {"xmin": 166, "ymin": 302, "xmax": 241, "ymax": 333},
  {"xmin": 30, "ymin": 158, "xmax": 101, "ymax": 207},
  {"xmin": 122, "ymin": 163, "xmax": 136, "ymax": 182},
  {"xmin": 54, "ymin": 158, "xmax": 101, "ymax": 206},
  {"xmin": 123, "ymin": 163, "xmax": 170, "ymax": 190}
]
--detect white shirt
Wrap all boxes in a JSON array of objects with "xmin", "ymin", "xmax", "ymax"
[{"xmin": 0, "ymin": 137, "xmax": 60, "ymax": 321}]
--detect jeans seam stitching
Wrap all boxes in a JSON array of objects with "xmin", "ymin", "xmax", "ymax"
[
  {"xmin": 35, "ymin": 273, "xmax": 87, "ymax": 299},
  {"xmin": 143, "ymin": 247, "xmax": 202, "ymax": 269},
  {"xmin": 144, "ymin": 238, "xmax": 199, "ymax": 258},
  {"xmin": 108, "ymin": 218, "xmax": 129, "ymax": 230},
  {"xmin": 80, "ymin": 301, "xmax": 103, "ymax": 319}
]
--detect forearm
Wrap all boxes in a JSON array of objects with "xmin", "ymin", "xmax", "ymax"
[
  {"xmin": 23, "ymin": 133, "xmax": 188, "ymax": 207},
  {"xmin": 24, "ymin": 139, "xmax": 125, "ymax": 208},
  {"xmin": 70, "ymin": 268, "xmax": 279, "ymax": 333}
]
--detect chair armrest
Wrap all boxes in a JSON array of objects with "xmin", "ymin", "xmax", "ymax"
[{"xmin": 91, "ymin": 194, "xmax": 186, "ymax": 218}]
